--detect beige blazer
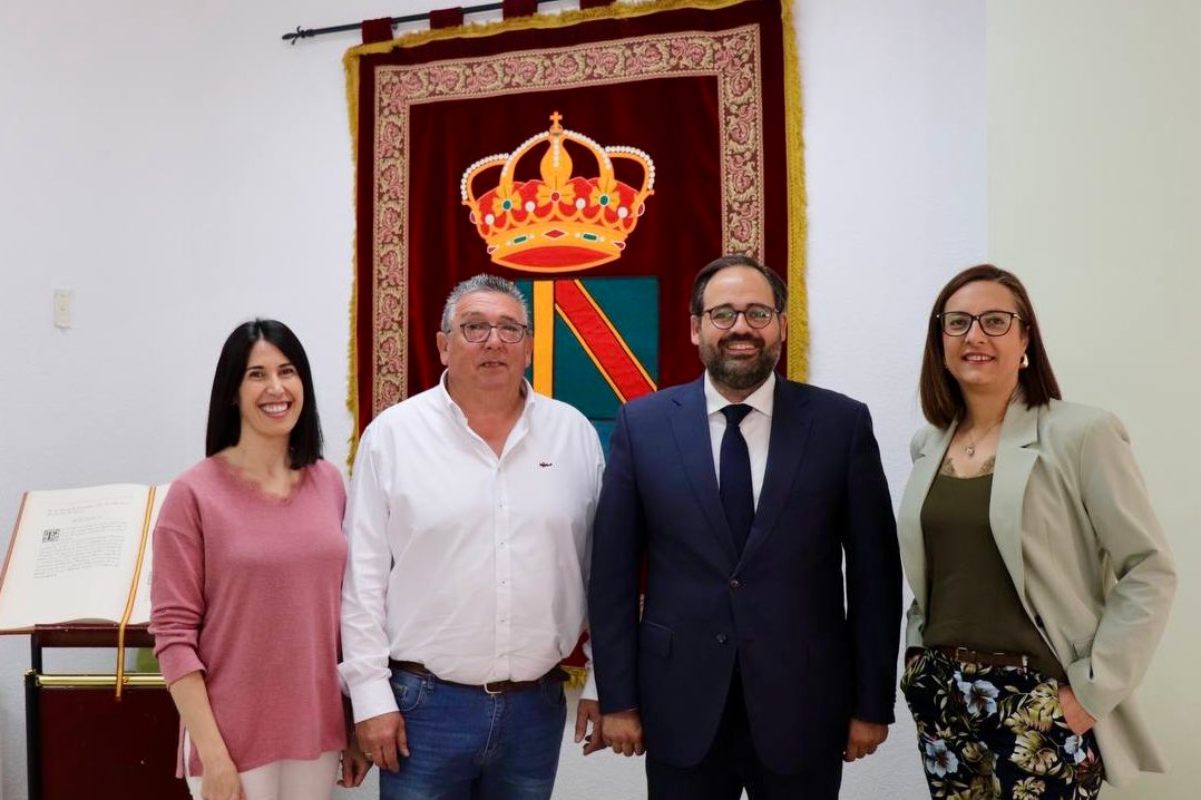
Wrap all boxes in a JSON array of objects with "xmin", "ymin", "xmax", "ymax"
[{"xmin": 898, "ymin": 398, "xmax": 1176, "ymax": 787}]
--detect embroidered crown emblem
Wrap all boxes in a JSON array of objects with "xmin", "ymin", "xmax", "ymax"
[{"xmin": 460, "ymin": 112, "xmax": 655, "ymax": 272}]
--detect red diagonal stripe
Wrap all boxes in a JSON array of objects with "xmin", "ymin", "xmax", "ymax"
[{"xmin": 554, "ymin": 281, "xmax": 656, "ymax": 402}]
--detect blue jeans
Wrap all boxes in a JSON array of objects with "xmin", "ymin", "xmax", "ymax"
[{"xmin": 379, "ymin": 667, "xmax": 567, "ymax": 800}]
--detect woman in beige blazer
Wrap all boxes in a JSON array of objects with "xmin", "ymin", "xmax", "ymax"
[{"xmin": 897, "ymin": 265, "xmax": 1175, "ymax": 798}]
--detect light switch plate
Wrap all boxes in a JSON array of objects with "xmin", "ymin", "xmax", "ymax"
[{"xmin": 53, "ymin": 289, "xmax": 72, "ymax": 329}]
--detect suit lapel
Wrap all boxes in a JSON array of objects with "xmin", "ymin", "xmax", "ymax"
[
  {"xmin": 670, "ymin": 377, "xmax": 738, "ymax": 564},
  {"xmin": 989, "ymin": 401, "xmax": 1041, "ymax": 615},
  {"xmin": 738, "ymin": 380, "xmax": 812, "ymax": 567},
  {"xmin": 898, "ymin": 425, "xmax": 954, "ymax": 611}
]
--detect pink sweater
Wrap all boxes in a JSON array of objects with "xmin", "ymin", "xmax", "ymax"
[{"xmin": 149, "ymin": 456, "xmax": 348, "ymax": 777}]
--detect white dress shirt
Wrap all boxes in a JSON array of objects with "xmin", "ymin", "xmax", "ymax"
[
  {"xmin": 704, "ymin": 370, "xmax": 775, "ymax": 509},
  {"xmin": 339, "ymin": 374, "xmax": 605, "ymax": 722}
]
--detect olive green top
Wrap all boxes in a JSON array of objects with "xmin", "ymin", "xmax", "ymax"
[{"xmin": 921, "ymin": 472, "xmax": 1066, "ymax": 680}]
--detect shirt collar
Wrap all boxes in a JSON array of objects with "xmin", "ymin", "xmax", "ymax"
[
  {"xmin": 437, "ymin": 370, "xmax": 536, "ymax": 425},
  {"xmin": 703, "ymin": 370, "xmax": 776, "ymax": 419}
]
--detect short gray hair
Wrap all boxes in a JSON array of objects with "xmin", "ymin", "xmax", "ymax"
[{"xmin": 440, "ymin": 274, "xmax": 530, "ymax": 332}]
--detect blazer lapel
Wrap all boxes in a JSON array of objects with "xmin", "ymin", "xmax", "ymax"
[
  {"xmin": 898, "ymin": 424, "xmax": 954, "ymax": 611},
  {"xmin": 989, "ymin": 401, "xmax": 1041, "ymax": 615},
  {"xmin": 670, "ymin": 378, "xmax": 738, "ymax": 564},
  {"xmin": 738, "ymin": 380, "xmax": 812, "ymax": 567}
]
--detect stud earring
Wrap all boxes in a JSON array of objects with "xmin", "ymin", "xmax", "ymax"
[{"xmin": 1020, "ymin": 352, "xmax": 1029, "ymax": 368}]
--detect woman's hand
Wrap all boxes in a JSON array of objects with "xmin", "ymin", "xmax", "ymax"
[
  {"xmin": 339, "ymin": 734, "xmax": 372, "ymax": 788},
  {"xmin": 167, "ymin": 675, "xmax": 241, "ymax": 799},
  {"xmin": 200, "ymin": 754, "xmax": 244, "ymax": 800},
  {"xmin": 1058, "ymin": 685, "xmax": 1097, "ymax": 735}
]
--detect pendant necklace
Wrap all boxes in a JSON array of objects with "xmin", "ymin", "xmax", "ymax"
[{"xmin": 963, "ymin": 419, "xmax": 1002, "ymax": 457}]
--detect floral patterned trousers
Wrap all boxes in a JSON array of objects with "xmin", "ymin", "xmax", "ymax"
[{"xmin": 901, "ymin": 647, "xmax": 1104, "ymax": 799}]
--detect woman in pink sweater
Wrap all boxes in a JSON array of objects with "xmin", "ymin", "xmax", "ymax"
[{"xmin": 150, "ymin": 319, "xmax": 368, "ymax": 800}]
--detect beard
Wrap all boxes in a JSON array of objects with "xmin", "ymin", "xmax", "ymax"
[{"xmin": 700, "ymin": 333, "xmax": 781, "ymax": 391}]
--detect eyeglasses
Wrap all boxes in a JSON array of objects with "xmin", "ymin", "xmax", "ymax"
[
  {"xmin": 700, "ymin": 304, "xmax": 779, "ymax": 330},
  {"xmin": 458, "ymin": 321, "xmax": 529, "ymax": 343},
  {"xmin": 937, "ymin": 310, "xmax": 1023, "ymax": 337}
]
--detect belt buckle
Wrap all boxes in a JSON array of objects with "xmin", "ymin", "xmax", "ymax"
[{"xmin": 483, "ymin": 681, "xmax": 503, "ymax": 696}]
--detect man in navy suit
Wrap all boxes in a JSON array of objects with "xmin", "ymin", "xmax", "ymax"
[{"xmin": 588, "ymin": 255, "xmax": 902, "ymax": 798}]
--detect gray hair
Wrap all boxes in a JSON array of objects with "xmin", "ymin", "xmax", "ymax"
[{"xmin": 440, "ymin": 274, "xmax": 530, "ymax": 332}]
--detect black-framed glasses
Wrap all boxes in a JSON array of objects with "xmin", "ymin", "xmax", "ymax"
[
  {"xmin": 937, "ymin": 310, "xmax": 1023, "ymax": 337},
  {"xmin": 459, "ymin": 321, "xmax": 529, "ymax": 343},
  {"xmin": 701, "ymin": 303, "xmax": 779, "ymax": 330}
]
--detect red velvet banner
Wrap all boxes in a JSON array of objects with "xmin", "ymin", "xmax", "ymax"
[
  {"xmin": 346, "ymin": 0, "xmax": 804, "ymax": 443},
  {"xmin": 429, "ymin": 8, "xmax": 465, "ymax": 29},
  {"xmin": 345, "ymin": 0, "xmax": 804, "ymax": 676},
  {"xmin": 360, "ymin": 18, "xmax": 394, "ymax": 45},
  {"xmin": 502, "ymin": 0, "xmax": 538, "ymax": 19}
]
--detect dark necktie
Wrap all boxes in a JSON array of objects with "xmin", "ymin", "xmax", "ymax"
[{"xmin": 719, "ymin": 404, "xmax": 755, "ymax": 555}]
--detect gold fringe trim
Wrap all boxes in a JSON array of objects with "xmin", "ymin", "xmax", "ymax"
[
  {"xmin": 344, "ymin": 0, "xmax": 808, "ymax": 464},
  {"xmin": 345, "ymin": 0, "xmax": 751, "ymax": 75},
  {"xmin": 345, "ymin": 33, "xmax": 362, "ymax": 470},
  {"xmin": 562, "ymin": 664, "xmax": 588, "ymax": 690},
  {"xmin": 780, "ymin": 0, "xmax": 807, "ymax": 382}
]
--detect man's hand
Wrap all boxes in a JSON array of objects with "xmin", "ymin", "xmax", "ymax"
[
  {"xmin": 844, "ymin": 718, "xmax": 888, "ymax": 762},
  {"xmin": 575, "ymin": 699, "xmax": 607, "ymax": 755},
  {"xmin": 1058, "ymin": 685, "xmax": 1097, "ymax": 735},
  {"xmin": 602, "ymin": 710, "xmax": 645, "ymax": 757},
  {"xmin": 355, "ymin": 711, "xmax": 410, "ymax": 773}
]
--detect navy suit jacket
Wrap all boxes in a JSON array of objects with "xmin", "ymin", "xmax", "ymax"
[{"xmin": 588, "ymin": 376, "xmax": 902, "ymax": 772}]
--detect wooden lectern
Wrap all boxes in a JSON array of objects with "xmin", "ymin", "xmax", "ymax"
[{"xmin": 25, "ymin": 624, "xmax": 189, "ymax": 799}]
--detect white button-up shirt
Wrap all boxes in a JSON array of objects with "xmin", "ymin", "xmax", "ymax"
[
  {"xmin": 339, "ymin": 375, "xmax": 605, "ymax": 722},
  {"xmin": 704, "ymin": 371, "xmax": 775, "ymax": 509}
]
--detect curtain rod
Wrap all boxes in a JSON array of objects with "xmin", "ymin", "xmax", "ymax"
[{"xmin": 283, "ymin": 0, "xmax": 568, "ymax": 44}]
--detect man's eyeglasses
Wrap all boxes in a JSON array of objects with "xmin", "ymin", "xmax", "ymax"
[
  {"xmin": 458, "ymin": 321, "xmax": 529, "ymax": 343},
  {"xmin": 937, "ymin": 310, "xmax": 1023, "ymax": 337},
  {"xmin": 700, "ymin": 304, "xmax": 779, "ymax": 330}
]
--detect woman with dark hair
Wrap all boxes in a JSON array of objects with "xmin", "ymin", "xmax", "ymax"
[
  {"xmin": 897, "ymin": 265, "xmax": 1175, "ymax": 798},
  {"xmin": 150, "ymin": 320, "xmax": 368, "ymax": 800}
]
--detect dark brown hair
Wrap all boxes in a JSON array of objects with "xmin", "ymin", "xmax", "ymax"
[
  {"xmin": 690, "ymin": 254, "xmax": 787, "ymax": 315},
  {"xmin": 919, "ymin": 264, "xmax": 1061, "ymax": 428}
]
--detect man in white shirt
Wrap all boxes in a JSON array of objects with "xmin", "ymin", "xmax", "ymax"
[{"xmin": 341, "ymin": 274, "xmax": 606, "ymax": 800}]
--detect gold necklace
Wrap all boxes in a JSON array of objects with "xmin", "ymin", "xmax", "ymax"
[{"xmin": 963, "ymin": 419, "xmax": 1002, "ymax": 457}]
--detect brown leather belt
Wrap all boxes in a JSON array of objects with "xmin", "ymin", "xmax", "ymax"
[
  {"xmin": 931, "ymin": 645, "xmax": 1029, "ymax": 670},
  {"xmin": 389, "ymin": 660, "xmax": 566, "ymax": 695}
]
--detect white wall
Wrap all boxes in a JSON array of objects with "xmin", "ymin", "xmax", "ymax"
[
  {"xmin": 988, "ymin": 2, "xmax": 1201, "ymax": 798},
  {"xmin": 0, "ymin": 1, "xmax": 986, "ymax": 797},
  {"xmin": 799, "ymin": 0, "xmax": 986, "ymax": 795}
]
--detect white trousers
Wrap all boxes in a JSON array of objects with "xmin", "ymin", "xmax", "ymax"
[{"xmin": 183, "ymin": 731, "xmax": 339, "ymax": 800}]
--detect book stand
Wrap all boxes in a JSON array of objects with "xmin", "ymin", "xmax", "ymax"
[{"xmin": 25, "ymin": 623, "xmax": 188, "ymax": 799}]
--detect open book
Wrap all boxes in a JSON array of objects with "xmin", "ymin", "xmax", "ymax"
[{"xmin": 0, "ymin": 483, "xmax": 169, "ymax": 632}]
